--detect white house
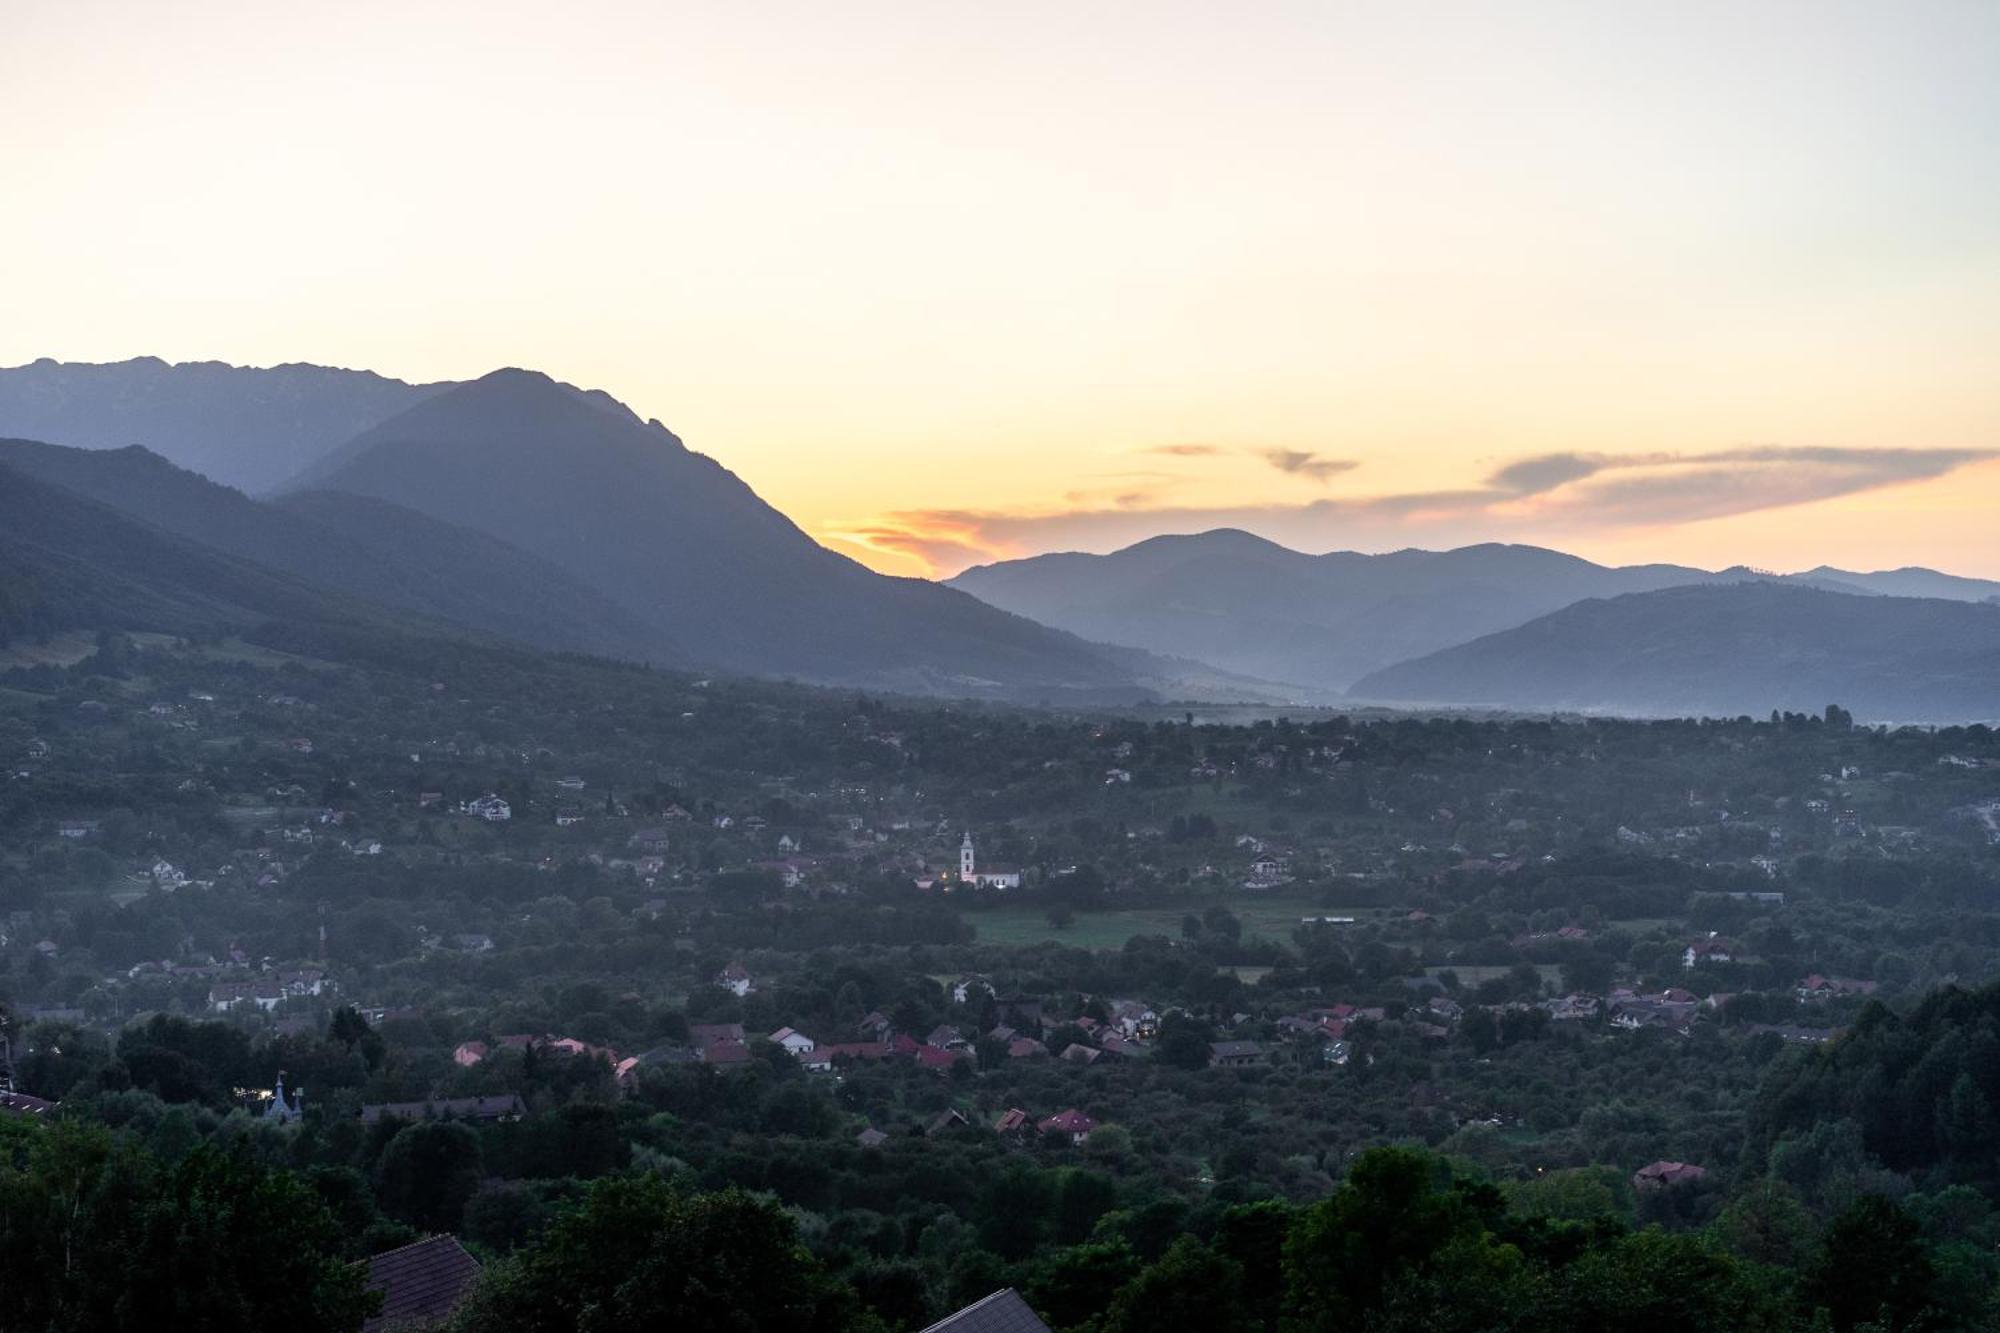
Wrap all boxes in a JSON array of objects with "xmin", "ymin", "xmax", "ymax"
[
  {"xmin": 467, "ymin": 794, "xmax": 512, "ymax": 822},
  {"xmin": 717, "ymin": 962, "xmax": 755, "ymax": 997},
  {"xmin": 769, "ymin": 1027, "xmax": 816, "ymax": 1056}
]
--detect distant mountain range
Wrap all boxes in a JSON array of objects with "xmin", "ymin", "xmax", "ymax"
[
  {"xmin": 5, "ymin": 355, "xmax": 1997, "ymax": 719},
  {"xmin": 0, "ymin": 363, "xmax": 1249, "ymax": 702},
  {"xmin": 950, "ymin": 529, "xmax": 2000, "ymax": 694},
  {"xmin": 0, "ymin": 357, "xmax": 446, "ymax": 495},
  {"xmin": 1350, "ymin": 582, "xmax": 2000, "ymax": 721}
]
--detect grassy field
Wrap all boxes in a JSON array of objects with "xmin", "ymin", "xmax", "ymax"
[
  {"xmin": 0, "ymin": 631, "xmax": 100, "ymax": 669},
  {"xmin": 964, "ymin": 896, "xmax": 1379, "ymax": 949},
  {"xmin": 1424, "ymin": 963, "xmax": 1565, "ymax": 986}
]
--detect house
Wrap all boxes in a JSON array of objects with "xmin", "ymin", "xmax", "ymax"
[
  {"xmin": 1683, "ymin": 933, "xmax": 1738, "ymax": 969},
  {"xmin": 952, "ymin": 975, "xmax": 995, "ymax": 1005},
  {"xmin": 629, "ymin": 829, "xmax": 671, "ymax": 853},
  {"xmin": 1060, "ymin": 1043, "xmax": 1101, "ymax": 1066},
  {"xmin": 994, "ymin": 1108, "xmax": 1031, "ymax": 1136},
  {"xmin": 359, "ymin": 1235, "xmax": 481, "ymax": 1333},
  {"xmin": 0, "ymin": 1090, "xmax": 57, "ymax": 1120},
  {"xmin": 208, "ymin": 980, "xmax": 283, "ymax": 1013},
  {"xmin": 776, "ymin": 833, "xmax": 800, "ymax": 853},
  {"xmin": 1037, "ymin": 1108, "xmax": 1097, "ymax": 1146},
  {"xmin": 556, "ymin": 775, "xmax": 586, "ymax": 791},
  {"xmin": 453, "ymin": 1041, "xmax": 488, "ymax": 1067},
  {"xmin": 917, "ymin": 1288, "xmax": 1053, "ymax": 1333},
  {"xmin": 465, "ymin": 794, "xmax": 511, "ymax": 822},
  {"xmin": 56, "ymin": 818, "xmax": 97, "ymax": 839},
  {"xmin": 1007, "ymin": 1037, "xmax": 1049, "ymax": 1059},
  {"xmin": 358, "ymin": 1095, "xmax": 526, "ymax": 1124},
  {"xmin": 915, "ymin": 1044, "xmax": 964, "ymax": 1072},
  {"xmin": 1796, "ymin": 974, "xmax": 1878, "ymax": 1002},
  {"xmin": 856, "ymin": 1127, "xmax": 889, "ymax": 1149},
  {"xmin": 769, "ymin": 1026, "xmax": 816, "ymax": 1056},
  {"xmin": 1545, "ymin": 994, "xmax": 1600, "ymax": 1022},
  {"xmin": 716, "ymin": 962, "xmax": 755, "ymax": 997},
  {"xmin": 1207, "ymin": 1040, "xmax": 1267, "ymax": 1069},
  {"xmin": 1632, "ymin": 1160, "xmax": 1709, "ymax": 1190},
  {"xmin": 689, "ymin": 1022, "xmax": 747, "ymax": 1055},
  {"xmin": 925, "ymin": 1024, "xmax": 969, "ymax": 1051},
  {"xmin": 926, "ymin": 1108, "xmax": 970, "ymax": 1135}
]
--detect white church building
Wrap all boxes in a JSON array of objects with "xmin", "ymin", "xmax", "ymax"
[{"xmin": 959, "ymin": 832, "xmax": 1021, "ymax": 890}]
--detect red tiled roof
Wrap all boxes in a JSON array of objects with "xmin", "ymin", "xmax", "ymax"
[
  {"xmin": 1037, "ymin": 1108, "xmax": 1096, "ymax": 1135},
  {"xmin": 358, "ymin": 1234, "xmax": 480, "ymax": 1332}
]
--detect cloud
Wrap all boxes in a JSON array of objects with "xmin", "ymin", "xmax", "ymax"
[
  {"xmin": 1520, "ymin": 445, "xmax": 1996, "ymax": 525},
  {"xmin": 826, "ymin": 444, "xmax": 1998, "ymax": 577},
  {"xmin": 1486, "ymin": 452, "xmax": 1612, "ymax": 495},
  {"xmin": 1261, "ymin": 448, "xmax": 1359, "ymax": 483},
  {"xmin": 1143, "ymin": 443, "xmax": 1225, "ymax": 457}
]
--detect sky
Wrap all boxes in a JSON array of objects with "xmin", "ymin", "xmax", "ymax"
[{"xmin": 3, "ymin": 1, "xmax": 1997, "ymax": 578}]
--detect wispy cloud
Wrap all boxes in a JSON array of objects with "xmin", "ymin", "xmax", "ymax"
[
  {"xmin": 1144, "ymin": 443, "xmax": 1225, "ymax": 457},
  {"xmin": 828, "ymin": 445, "xmax": 1997, "ymax": 576},
  {"xmin": 1260, "ymin": 448, "xmax": 1359, "ymax": 483}
]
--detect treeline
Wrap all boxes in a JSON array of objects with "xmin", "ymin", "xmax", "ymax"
[{"xmin": 5, "ymin": 1116, "xmax": 1994, "ymax": 1332}]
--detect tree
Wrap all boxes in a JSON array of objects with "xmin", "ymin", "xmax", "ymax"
[
  {"xmin": 1026, "ymin": 1240, "xmax": 1139, "ymax": 1330},
  {"xmin": 1282, "ymin": 1148, "xmax": 1499, "ymax": 1331},
  {"xmin": 1806, "ymin": 1195, "xmax": 1941, "ymax": 1333},
  {"xmin": 0, "ymin": 1124, "xmax": 372, "ymax": 1333},
  {"xmin": 448, "ymin": 1176, "xmax": 867, "ymax": 1333},
  {"xmin": 376, "ymin": 1120, "xmax": 484, "ymax": 1232},
  {"xmin": 1156, "ymin": 1012, "xmax": 1217, "ymax": 1071},
  {"xmin": 1103, "ymin": 1236, "xmax": 1256, "ymax": 1333}
]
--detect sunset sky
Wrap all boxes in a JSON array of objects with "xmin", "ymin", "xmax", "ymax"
[{"xmin": 4, "ymin": 1, "xmax": 1996, "ymax": 577}]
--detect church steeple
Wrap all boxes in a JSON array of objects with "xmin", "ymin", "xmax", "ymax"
[{"xmin": 960, "ymin": 831, "xmax": 976, "ymax": 879}]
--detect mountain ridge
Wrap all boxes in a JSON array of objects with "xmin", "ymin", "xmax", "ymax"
[
  {"xmin": 951, "ymin": 529, "xmax": 2000, "ymax": 691},
  {"xmin": 1348, "ymin": 581, "xmax": 2000, "ymax": 722},
  {"xmin": 0, "ymin": 356, "xmax": 449, "ymax": 494},
  {"xmin": 296, "ymin": 369, "xmax": 1173, "ymax": 700}
]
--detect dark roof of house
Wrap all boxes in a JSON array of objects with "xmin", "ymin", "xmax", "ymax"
[
  {"xmin": 919, "ymin": 1287, "xmax": 1053, "ymax": 1333},
  {"xmin": 358, "ymin": 1094, "xmax": 525, "ymax": 1124},
  {"xmin": 359, "ymin": 1234, "xmax": 480, "ymax": 1332},
  {"xmin": 0, "ymin": 1090, "xmax": 57, "ymax": 1119}
]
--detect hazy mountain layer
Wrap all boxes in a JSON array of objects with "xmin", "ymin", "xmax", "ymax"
[
  {"xmin": 0, "ymin": 460, "xmax": 389, "ymax": 646},
  {"xmin": 1349, "ymin": 582, "xmax": 2000, "ymax": 722},
  {"xmin": 950, "ymin": 531, "xmax": 1731, "ymax": 689},
  {"xmin": 952, "ymin": 532, "xmax": 2000, "ymax": 693},
  {"xmin": 0, "ymin": 357, "xmax": 447, "ymax": 494},
  {"xmin": 0, "ymin": 439, "xmax": 661, "ymax": 661}
]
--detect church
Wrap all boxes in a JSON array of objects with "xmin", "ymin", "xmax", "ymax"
[{"xmin": 959, "ymin": 832, "xmax": 1021, "ymax": 890}]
